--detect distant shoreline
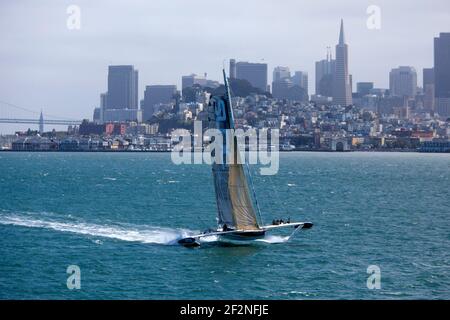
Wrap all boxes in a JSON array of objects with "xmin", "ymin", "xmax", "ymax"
[{"xmin": 1, "ymin": 149, "xmax": 443, "ymax": 153}]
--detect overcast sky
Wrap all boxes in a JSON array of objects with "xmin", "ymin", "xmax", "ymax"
[{"xmin": 1, "ymin": 0, "xmax": 449, "ymax": 133}]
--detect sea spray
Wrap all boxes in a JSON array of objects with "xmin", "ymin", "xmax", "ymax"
[{"xmin": 0, "ymin": 212, "xmax": 191, "ymax": 245}]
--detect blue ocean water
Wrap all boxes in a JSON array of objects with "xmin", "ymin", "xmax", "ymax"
[{"xmin": 0, "ymin": 152, "xmax": 449, "ymax": 299}]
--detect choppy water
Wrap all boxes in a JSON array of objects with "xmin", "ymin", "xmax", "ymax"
[{"xmin": 0, "ymin": 152, "xmax": 449, "ymax": 299}]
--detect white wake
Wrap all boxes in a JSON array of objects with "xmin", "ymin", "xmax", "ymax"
[
  {"xmin": 0, "ymin": 212, "xmax": 294, "ymax": 246},
  {"xmin": 0, "ymin": 213, "xmax": 192, "ymax": 245},
  {"xmin": 255, "ymin": 234, "xmax": 290, "ymax": 244}
]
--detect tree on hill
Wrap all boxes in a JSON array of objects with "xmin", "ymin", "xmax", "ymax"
[{"xmin": 182, "ymin": 84, "xmax": 203, "ymax": 103}]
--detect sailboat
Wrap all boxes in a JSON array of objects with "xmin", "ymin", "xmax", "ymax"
[{"xmin": 178, "ymin": 70, "xmax": 313, "ymax": 247}]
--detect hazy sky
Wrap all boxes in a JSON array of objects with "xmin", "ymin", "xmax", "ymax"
[{"xmin": 1, "ymin": 0, "xmax": 449, "ymax": 133}]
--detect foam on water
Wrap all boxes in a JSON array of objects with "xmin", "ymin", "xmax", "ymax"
[
  {"xmin": 255, "ymin": 234, "xmax": 290, "ymax": 244},
  {"xmin": 0, "ymin": 212, "xmax": 293, "ymax": 247},
  {"xmin": 0, "ymin": 212, "xmax": 191, "ymax": 245}
]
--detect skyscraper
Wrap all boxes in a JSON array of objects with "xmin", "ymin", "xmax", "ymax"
[
  {"xmin": 292, "ymin": 71, "xmax": 309, "ymax": 97},
  {"xmin": 271, "ymin": 67, "xmax": 307, "ymax": 101},
  {"xmin": 100, "ymin": 93, "xmax": 108, "ymax": 110},
  {"xmin": 143, "ymin": 85, "xmax": 178, "ymax": 121},
  {"xmin": 271, "ymin": 78, "xmax": 305, "ymax": 101},
  {"xmin": 333, "ymin": 20, "xmax": 352, "ymax": 106},
  {"xmin": 229, "ymin": 59, "xmax": 236, "ymax": 79},
  {"xmin": 106, "ymin": 65, "xmax": 138, "ymax": 110},
  {"xmin": 423, "ymin": 68, "xmax": 435, "ymax": 88},
  {"xmin": 315, "ymin": 48, "xmax": 335, "ymax": 96},
  {"xmin": 235, "ymin": 61, "xmax": 268, "ymax": 92},
  {"xmin": 389, "ymin": 66, "xmax": 417, "ymax": 98},
  {"xmin": 273, "ymin": 66, "xmax": 291, "ymax": 82},
  {"xmin": 182, "ymin": 74, "xmax": 203, "ymax": 90},
  {"xmin": 272, "ymin": 78, "xmax": 293, "ymax": 100},
  {"xmin": 356, "ymin": 82, "xmax": 374, "ymax": 96},
  {"xmin": 434, "ymin": 33, "xmax": 450, "ymax": 117},
  {"xmin": 423, "ymin": 68, "xmax": 435, "ymax": 111}
]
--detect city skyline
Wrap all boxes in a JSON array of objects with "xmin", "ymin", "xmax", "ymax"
[{"xmin": 1, "ymin": 0, "xmax": 450, "ymax": 133}]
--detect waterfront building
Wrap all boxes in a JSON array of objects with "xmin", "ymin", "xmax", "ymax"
[
  {"xmin": 11, "ymin": 136, "xmax": 57, "ymax": 151},
  {"xmin": 419, "ymin": 140, "xmax": 450, "ymax": 152}
]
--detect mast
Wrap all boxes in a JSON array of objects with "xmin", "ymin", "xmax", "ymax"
[
  {"xmin": 222, "ymin": 69, "xmax": 235, "ymax": 129},
  {"xmin": 223, "ymin": 70, "xmax": 263, "ymax": 226},
  {"xmin": 207, "ymin": 70, "xmax": 261, "ymax": 230}
]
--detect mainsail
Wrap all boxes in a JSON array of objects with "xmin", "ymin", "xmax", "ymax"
[{"xmin": 208, "ymin": 70, "xmax": 261, "ymax": 231}]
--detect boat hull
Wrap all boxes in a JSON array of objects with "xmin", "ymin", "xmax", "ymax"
[
  {"xmin": 218, "ymin": 230, "xmax": 266, "ymax": 245},
  {"xmin": 177, "ymin": 237, "xmax": 201, "ymax": 247}
]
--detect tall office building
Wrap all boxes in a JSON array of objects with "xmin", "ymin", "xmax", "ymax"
[
  {"xmin": 333, "ymin": 20, "xmax": 352, "ymax": 106},
  {"xmin": 423, "ymin": 68, "xmax": 435, "ymax": 88},
  {"xmin": 423, "ymin": 68, "xmax": 435, "ymax": 111},
  {"xmin": 101, "ymin": 65, "xmax": 140, "ymax": 123},
  {"xmin": 389, "ymin": 66, "xmax": 417, "ymax": 98},
  {"xmin": 182, "ymin": 74, "xmax": 204, "ymax": 90},
  {"xmin": 229, "ymin": 59, "xmax": 236, "ymax": 79},
  {"xmin": 434, "ymin": 33, "xmax": 450, "ymax": 117},
  {"xmin": 315, "ymin": 48, "xmax": 335, "ymax": 96},
  {"xmin": 235, "ymin": 61, "xmax": 268, "ymax": 92},
  {"xmin": 272, "ymin": 78, "xmax": 292, "ymax": 100},
  {"xmin": 273, "ymin": 66, "xmax": 291, "ymax": 82},
  {"xmin": 106, "ymin": 65, "xmax": 138, "ymax": 110},
  {"xmin": 292, "ymin": 71, "xmax": 309, "ymax": 98},
  {"xmin": 272, "ymin": 67, "xmax": 307, "ymax": 101},
  {"xmin": 272, "ymin": 78, "xmax": 305, "ymax": 101},
  {"xmin": 356, "ymin": 82, "xmax": 374, "ymax": 96},
  {"xmin": 143, "ymin": 85, "xmax": 178, "ymax": 121},
  {"xmin": 96, "ymin": 93, "xmax": 108, "ymax": 123},
  {"xmin": 100, "ymin": 93, "xmax": 108, "ymax": 110}
]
